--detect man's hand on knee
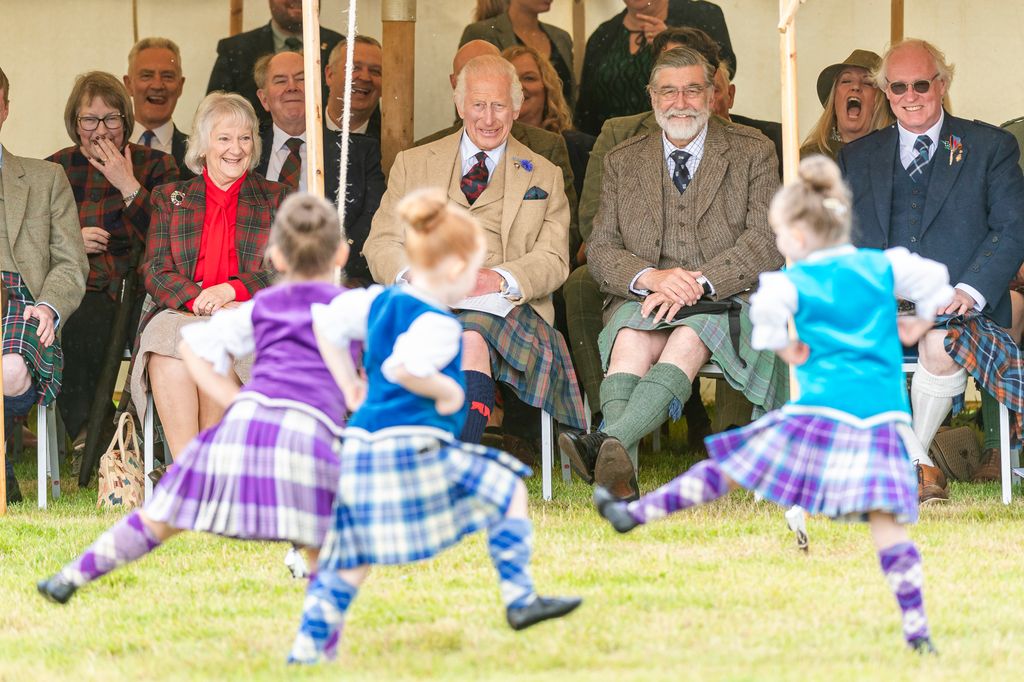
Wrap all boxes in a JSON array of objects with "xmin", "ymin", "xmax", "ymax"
[{"xmin": 636, "ymin": 268, "xmax": 703, "ymax": 306}]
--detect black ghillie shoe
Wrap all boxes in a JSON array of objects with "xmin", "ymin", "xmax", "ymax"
[
  {"xmin": 593, "ymin": 486, "xmax": 639, "ymax": 533},
  {"xmin": 506, "ymin": 596, "xmax": 582, "ymax": 631},
  {"xmin": 37, "ymin": 575, "xmax": 77, "ymax": 604},
  {"xmin": 558, "ymin": 430, "xmax": 607, "ymax": 484},
  {"xmin": 910, "ymin": 637, "xmax": 938, "ymax": 655}
]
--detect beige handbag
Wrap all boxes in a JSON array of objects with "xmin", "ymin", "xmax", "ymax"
[
  {"xmin": 929, "ymin": 426, "xmax": 983, "ymax": 482},
  {"xmin": 96, "ymin": 412, "xmax": 146, "ymax": 510}
]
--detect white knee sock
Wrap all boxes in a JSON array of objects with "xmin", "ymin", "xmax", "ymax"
[{"xmin": 910, "ymin": 365, "xmax": 967, "ymax": 465}]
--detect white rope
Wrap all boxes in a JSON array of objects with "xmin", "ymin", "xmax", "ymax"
[{"xmin": 335, "ymin": 0, "xmax": 358, "ymax": 241}]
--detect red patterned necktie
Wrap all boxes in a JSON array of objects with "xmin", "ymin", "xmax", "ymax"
[
  {"xmin": 277, "ymin": 137, "xmax": 304, "ymax": 190},
  {"xmin": 460, "ymin": 151, "xmax": 489, "ymax": 205}
]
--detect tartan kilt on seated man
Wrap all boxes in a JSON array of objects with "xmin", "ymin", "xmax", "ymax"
[
  {"xmin": 2, "ymin": 272, "xmax": 64, "ymax": 406},
  {"xmin": 361, "ymin": 127, "xmax": 584, "ymax": 452}
]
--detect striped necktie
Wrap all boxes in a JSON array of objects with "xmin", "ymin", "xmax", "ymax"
[
  {"xmin": 671, "ymin": 149, "xmax": 692, "ymax": 194},
  {"xmin": 277, "ymin": 137, "xmax": 304, "ymax": 190},
  {"xmin": 460, "ymin": 151, "xmax": 489, "ymax": 205},
  {"xmin": 907, "ymin": 134, "xmax": 932, "ymax": 182}
]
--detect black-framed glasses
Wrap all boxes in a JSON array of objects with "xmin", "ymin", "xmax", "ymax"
[
  {"xmin": 77, "ymin": 114, "xmax": 125, "ymax": 131},
  {"xmin": 887, "ymin": 74, "xmax": 939, "ymax": 96}
]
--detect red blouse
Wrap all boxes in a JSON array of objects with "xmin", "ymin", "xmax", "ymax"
[{"xmin": 186, "ymin": 169, "xmax": 253, "ymax": 311}]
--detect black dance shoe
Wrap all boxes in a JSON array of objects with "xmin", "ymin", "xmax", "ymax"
[
  {"xmin": 506, "ymin": 595, "xmax": 582, "ymax": 631},
  {"xmin": 593, "ymin": 486, "xmax": 639, "ymax": 533},
  {"xmin": 910, "ymin": 637, "xmax": 938, "ymax": 655},
  {"xmin": 37, "ymin": 575, "xmax": 77, "ymax": 604}
]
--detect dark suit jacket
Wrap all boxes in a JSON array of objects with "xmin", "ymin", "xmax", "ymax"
[
  {"xmin": 839, "ymin": 114, "xmax": 1024, "ymax": 327},
  {"xmin": 730, "ymin": 114, "xmax": 782, "ymax": 176},
  {"xmin": 170, "ymin": 125, "xmax": 196, "ymax": 181},
  {"xmin": 255, "ymin": 126, "xmax": 384, "ymax": 282},
  {"xmin": 140, "ymin": 173, "xmax": 288, "ymax": 335},
  {"xmin": 206, "ymin": 21, "xmax": 344, "ymax": 126}
]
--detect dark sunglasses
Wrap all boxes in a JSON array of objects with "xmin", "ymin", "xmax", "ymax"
[{"xmin": 887, "ymin": 74, "xmax": 939, "ymax": 96}]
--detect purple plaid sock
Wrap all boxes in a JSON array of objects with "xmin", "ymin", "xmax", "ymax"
[
  {"xmin": 59, "ymin": 511, "xmax": 161, "ymax": 586},
  {"xmin": 626, "ymin": 459, "xmax": 731, "ymax": 524},
  {"xmin": 878, "ymin": 542, "xmax": 930, "ymax": 645}
]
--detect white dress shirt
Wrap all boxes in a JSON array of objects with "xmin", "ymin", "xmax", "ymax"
[{"xmin": 130, "ymin": 120, "xmax": 175, "ymax": 155}]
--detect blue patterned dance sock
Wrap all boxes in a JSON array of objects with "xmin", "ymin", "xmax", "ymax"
[
  {"xmin": 460, "ymin": 370, "xmax": 496, "ymax": 444},
  {"xmin": 626, "ymin": 459, "xmax": 731, "ymax": 524},
  {"xmin": 878, "ymin": 542, "xmax": 931, "ymax": 647},
  {"xmin": 289, "ymin": 571, "xmax": 360, "ymax": 664},
  {"xmin": 59, "ymin": 511, "xmax": 162, "ymax": 586},
  {"xmin": 487, "ymin": 517, "xmax": 537, "ymax": 609}
]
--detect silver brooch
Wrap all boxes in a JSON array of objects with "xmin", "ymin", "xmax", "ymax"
[{"xmin": 170, "ymin": 190, "xmax": 185, "ymax": 206}]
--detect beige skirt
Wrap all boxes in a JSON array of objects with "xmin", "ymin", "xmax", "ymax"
[{"xmin": 130, "ymin": 308, "xmax": 253, "ymax": 419}]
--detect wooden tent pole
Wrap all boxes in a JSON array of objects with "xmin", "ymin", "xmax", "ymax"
[
  {"xmin": 132, "ymin": 0, "xmax": 140, "ymax": 43},
  {"xmin": 778, "ymin": 0, "xmax": 801, "ymax": 184},
  {"xmin": 301, "ymin": 0, "xmax": 326, "ymax": 198},
  {"xmin": 381, "ymin": 0, "xmax": 416, "ymax": 174},
  {"xmin": 572, "ymin": 0, "xmax": 586, "ymax": 83},
  {"xmin": 230, "ymin": 0, "xmax": 244, "ymax": 36},
  {"xmin": 891, "ymin": 0, "xmax": 904, "ymax": 44}
]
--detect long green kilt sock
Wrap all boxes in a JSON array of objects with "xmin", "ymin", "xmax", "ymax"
[
  {"xmin": 605, "ymin": 363, "xmax": 692, "ymax": 468},
  {"xmin": 600, "ymin": 372, "xmax": 640, "ymax": 430},
  {"xmin": 980, "ymin": 386, "xmax": 1001, "ymax": 450}
]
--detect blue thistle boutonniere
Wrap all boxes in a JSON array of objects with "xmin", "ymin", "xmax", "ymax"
[
  {"xmin": 170, "ymin": 190, "xmax": 186, "ymax": 206},
  {"xmin": 941, "ymin": 135, "xmax": 963, "ymax": 166},
  {"xmin": 513, "ymin": 158, "xmax": 533, "ymax": 172}
]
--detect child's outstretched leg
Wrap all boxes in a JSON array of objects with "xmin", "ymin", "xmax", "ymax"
[
  {"xmin": 869, "ymin": 512, "xmax": 936, "ymax": 654},
  {"xmin": 594, "ymin": 459, "xmax": 736, "ymax": 533},
  {"xmin": 489, "ymin": 480, "xmax": 581, "ymax": 630},
  {"xmin": 37, "ymin": 511, "xmax": 178, "ymax": 604},
  {"xmin": 288, "ymin": 565, "xmax": 368, "ymax": 664}
]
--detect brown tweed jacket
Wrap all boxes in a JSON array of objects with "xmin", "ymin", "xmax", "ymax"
[{"xmin": 587, "ymin": 117, "xmax": 782, "ymax": 316}]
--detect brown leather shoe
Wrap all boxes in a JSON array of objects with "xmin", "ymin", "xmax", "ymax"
[
  {"xmin": 502, "ymin": 434, "xmax": 539, "ymax": 468},
  {"xmin": 971, "ymin": 447, "xmax": 1001, "ymax": 483},
  {"xmin": 594, "ymin": 437, "xmax": 639, "ymax": 501},
  {"xmin": 917, "ymin": 462, "xmax": 949, "ymax": 504}
]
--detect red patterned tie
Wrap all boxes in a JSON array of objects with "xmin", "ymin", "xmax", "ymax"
[
  {"xmin": 460, "ymin": 151, "xmax": 489, "ymax": 205},
  {"xmin": 277, "ymin": 137, "xmax": 304, "ymax": 190}
]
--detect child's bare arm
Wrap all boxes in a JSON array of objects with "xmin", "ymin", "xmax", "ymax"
[
  {"xmin": 313, "ymin": 324, "xmax": 367, "ymax": 411},
  {"xmin": 389, "ymin": 365, "xmax": 465, "ymax": 415}
]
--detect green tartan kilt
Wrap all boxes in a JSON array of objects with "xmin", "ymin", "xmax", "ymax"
[
  {"xmin": 459, "ymin": 304, "xmax": 587, "ymax": 429},
  {"xmin": 2, "ymin": 272, "xmax": 63, "ymax": 405},
  {"xmin": 597, "ymin": 298, "xmax": 789, "ymax": 417}
]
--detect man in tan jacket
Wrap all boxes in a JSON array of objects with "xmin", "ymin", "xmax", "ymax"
[
  {"xmin": 0, "ymin": 67, "xmax": 89, "ymax": 502},
  {"xmin": 560, "ymin": 47, "xmax": 785, "ymax": 500},
  {"xmin": 363, "ymin": 55, "xmax": 585, "ymax": 450}
]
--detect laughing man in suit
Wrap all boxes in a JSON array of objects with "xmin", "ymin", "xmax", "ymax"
[
  {"xmin": 363, "ymin": 54, "xmax": 586, "ymax": 451},
  {"xmin": 565, "ymin": 47, "xmax": 785, "ymax": 500},
  {"xmin": 839, "ymin": 39, "xmax": 1024, "ymax": 504}
]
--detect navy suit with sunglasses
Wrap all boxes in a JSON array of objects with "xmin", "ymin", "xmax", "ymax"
[{"xmin": 838, "ymin": 112, "xmax": 1024, "ymax": 327}]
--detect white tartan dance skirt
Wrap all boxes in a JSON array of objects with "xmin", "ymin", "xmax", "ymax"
[
  {"xmin": 317, "ymin": 426, "xmax": 532, "ymax": 570},
  {"xmin": 145, "ymin": 395, "xmax": 344, "ymax": 547},
  {"xmin": 705, "ymin": 406, "xmax": 920, "ymax": 524}
]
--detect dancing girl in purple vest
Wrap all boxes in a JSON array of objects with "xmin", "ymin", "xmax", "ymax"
[
  {"xmin": 594, "ymin": 156, "xmax": 952, "ymax": 654},
  {"xmin": 38, "ymin": 194, "xmax": 358, "ymax": 604}
]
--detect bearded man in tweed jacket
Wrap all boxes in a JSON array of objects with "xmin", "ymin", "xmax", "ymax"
[{"xmin": 560, "ymin": 47, "xmax": 785, "ymax": 500}]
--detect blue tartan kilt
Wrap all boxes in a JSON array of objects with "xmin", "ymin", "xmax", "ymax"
[
  {"xmin": 705, "ymin": 407, "xmax": 919, "ymax": 524},
  {"xmin": 317, "ymin": 427, "xmax": 532, "ymax": 570}
]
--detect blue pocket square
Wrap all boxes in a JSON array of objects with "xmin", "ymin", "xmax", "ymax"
[{"xmin": 523, "ymin": 186, "xmax": 548, "ymax": 200}]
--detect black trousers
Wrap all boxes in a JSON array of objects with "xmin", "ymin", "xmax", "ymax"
[{"xmin": 57, "ymin": 290, "xmax": 144, "ymax": 438}]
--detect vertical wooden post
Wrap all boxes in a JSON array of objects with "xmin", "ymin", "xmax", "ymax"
[
  {"xmin": 132, "ymin": 0, "xmax": 140, "ymax": 43},
  {"xmin": 381, "ymin": 0, "xmax": 416, "ymax": 174},
  {"xmin": 572, "ymin": 0, "xmax": 586, "ymax": 83},
  {"xmin": 230, "ymin": 0, "xmax": 244, "ymax": 37},
  {"xmin": 891, "ymin": 0, "xmax": 904, "ymax": 44},
  {"xmin": 301, "ymin": 0, "xmax": 326, "ymax": 198},
  {"xmin": 778, "ymin": 0, "xmax": 800, "ymax": 184}
]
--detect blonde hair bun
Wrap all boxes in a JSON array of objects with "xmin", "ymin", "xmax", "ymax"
[
  {"xmin": 798, "ymin": 154, "xmax": 843, "ymax": 195},
  {"xmin": 397, "ymin": 188, "xmax": 448, "ymax": 235}
]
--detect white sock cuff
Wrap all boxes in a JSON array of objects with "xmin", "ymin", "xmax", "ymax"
[{"xmin": 912, "ymin": 364, "xmax": 967, "ymax": 399}]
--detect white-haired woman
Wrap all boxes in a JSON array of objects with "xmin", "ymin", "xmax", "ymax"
[{"xmin": 131, "ymin": 92, "xmax": 289, "ymax": 459}]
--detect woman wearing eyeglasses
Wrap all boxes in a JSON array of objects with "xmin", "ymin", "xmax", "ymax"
[{"xmin": 47, "ymin": 71, "xmax": 178, "ymax": 452}]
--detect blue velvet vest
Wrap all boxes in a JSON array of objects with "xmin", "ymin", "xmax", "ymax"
[{"xmin": 888, "ymin": 146, "xmax": 935, "ymax": 252}]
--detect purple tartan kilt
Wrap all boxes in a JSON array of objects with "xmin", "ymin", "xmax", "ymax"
[
  {"xmin": 145, "ymin": 396, "xmax": 343, "ymax": 547},
  {"xmin": 705, "ymin": 409, "xmax": 919, "ymax": 524},
  {"xmin": 317, "ymin": 428, "xmax": 532, "ymax": 570}
]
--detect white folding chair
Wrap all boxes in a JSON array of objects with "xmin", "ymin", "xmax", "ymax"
[
  {"xmin": 36, "ymin": 403, "xmax": 60, "ymax": 509},
  {"xmin": 540, "ymin": 409, "xmax": 571, "ymax": 501},
  {"xmin": 901, "ymin": 361, "xmax": 1019, "ymax": 504}
]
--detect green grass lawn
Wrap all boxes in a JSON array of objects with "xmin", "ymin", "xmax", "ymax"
[{"xmin": 1, "ymin": 446, "xmax": 1021, "ymax": 681}]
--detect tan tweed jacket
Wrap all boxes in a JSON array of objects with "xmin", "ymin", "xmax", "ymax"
[
  {"xmin": 587, "ymin": 117, "xmax": 782, "ymax": 316},
  {"xmin": 363, "ymin": 131, "xmax": 570, "ymax": 325}
]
